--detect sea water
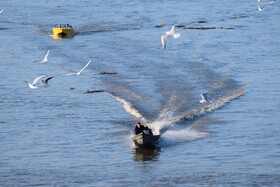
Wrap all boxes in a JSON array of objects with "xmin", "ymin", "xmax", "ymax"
[{"xmin": 0, "ymin": 0, "xmax": 279, "ymax": 186}]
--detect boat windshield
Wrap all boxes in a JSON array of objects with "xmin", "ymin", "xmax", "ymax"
[{"xmin": 54, "ymin": 24, "xmax": 73, "ymax": 29}]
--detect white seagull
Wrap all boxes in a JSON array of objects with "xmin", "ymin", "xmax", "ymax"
[
  {"xmin": 257, "ymin": 1, "xmax": 275, "ymax": 11},
  {"xmin": 33, "ymin": 50, "xmax": 50, "ymax": 63},
  {"xmin": 199, "ymin": 93, "xmax": 210, "ymax": 104},
  {"xmin": 0, "ymin": 10, "xmax": 4, "ymax": 15},
  {"xmin": 27, "ymin": 75, "xmax": 46, "ymax": 89},
  {"xmin": 257, "ymin": 4, "xmax": 262, "ymax": 11},
  {"xmin": 67, "ymin": 60, "xmax": 92, "ymax": 76},
  {"xmin": 161, "ymin": 25, "xmax": 181, "ymax": 49},
  {"xmin": 40, "ymin": 76, "xmax": 54, "ymax": 87}
]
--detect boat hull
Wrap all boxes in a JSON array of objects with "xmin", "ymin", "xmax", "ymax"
[
  {"xmin": 52, "ymin": 28, "xmax": 74, "ymax": 37},
  {"xmin": 132, "ymin": 133, "xmax": 161, "ymax": 148}
]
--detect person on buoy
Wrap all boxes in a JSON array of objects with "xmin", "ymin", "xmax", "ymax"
[{"xmin": 135, "ymin": 122, "xmax": 153, "ymax": 136}]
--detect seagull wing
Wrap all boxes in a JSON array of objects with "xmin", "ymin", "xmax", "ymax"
[
  {"xmin": 32, "ymin": 75, "xmax": 46, "ymax": 85},
  {"xmin": 66, "ymin": 72, "xmax": 77, "ymax": 76},
  {"xmin": 200, "ymin": 93, "xmax": 204, "ymax": 99},
  {"xmin": 0, "ymin": 10, "xmax": 4, "ymax": 14},
  {"xmin": 78, "ymin": 60, "xmax": 91, "ymax": 73},
  {"xmin": 44, "ymin": 76, "xmax": 54, "ymax": 84},
  {"xmin": 257, "ymin": 4, "xmax": 262, "ymax": 11},
  {"xmin": 169, "ymin": 25, "xmax": 176, "ymax": 35},
  {"xmin": 202, "ymin": 93, "xmax": 208, "ymax": 97},
  {"xmin": 161, "ymin": 35, "xmax": 168, "ymax": 49},
  {"xmin": 261, "ymin": 1, "xmax": 274, "ymax": 9},
  {"xmin": 172, "ymin": 25, "xmax": 181, "ymax": 38},
  {"xmin": 43, "ymin": 50, "xmax": 50, "ymax": 62},
  {"xmin": 202, "ymin": 93, "xmax": 210, "ymax": 102},
  {"xmin": 200, "ymin": 93, "xmax": 208, "ymax": 100},
  {"xmin": 173, "ymin": 33, "xmax": 181, "ymax": 39}
]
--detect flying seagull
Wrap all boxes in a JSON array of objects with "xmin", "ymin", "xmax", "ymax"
[
  {"xmin": 257, "ymin": 4, "xmax": 262, "ymax": 11},
  {"xmin": 67, "ymin": 60, "xmax": 92, "ymax": 76},
  {"xmin": 0, "ymin": 10, "xmax": 4, "ymax": 15},
  {"xmin": 40, "ymin": 76, "xmax": 54, "ymax": 87},
  {"xmin": 161, "ymin": 25, "xmax": 181, "ymax": 49},
  {"xmin": 33, "ymin": 50, "xmax": 50, "ymax": 63},
  {"xmin": 199, "ymin": 93, "xmax": 210, "ymax": 104},
  {"xmin": 257, "ymin": 1, "xmax": 275, "ymax": 11},
  {"xmin": 27, "ymin": 75, "xmax": 46, "ymax": 89}
]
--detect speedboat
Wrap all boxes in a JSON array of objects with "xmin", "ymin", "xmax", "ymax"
[
  {"xmin": 132, "ymin": 132, "xmax": 161, "ymax": 148},
  {"xmin": 52, "ymin": 24, "xmax": 74, "ymax": 38}
]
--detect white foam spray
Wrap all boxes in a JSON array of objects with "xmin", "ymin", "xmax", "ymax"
[{"xmin": 160, "ymin": 127, "xmax": 210, "ymax": 147}]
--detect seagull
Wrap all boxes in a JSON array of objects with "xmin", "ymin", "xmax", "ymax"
[
  {"xmin": 257, "ymin": 1, "xmax": 275, "ymax": 11},
  {"xmin": 33, "ymin": 50, "xmax": 50, "ymax": 63},
  {"xmin": 199, "ymin": 93, "xmax": 210, "ymax": 104},
  {"xmin": 0, "ymin": 10, "xmax": 4, "ymax": 15},
  {"xmin": 257, "ymin": 4, "xmax": 263, "ymax": 11},
  {"xmin": 40, "ymin": 76, "xmax": 54, "ymax": 87},
  {"xmin": 67, "ymin": 60, "xmax": 92, "ymax": 76},
  {"xmin": 27, "ymin": 75, "xmax": 46, "ymax": 89},
  {"xmin": 161, "ymin": 25, "xmax": 181, "ymax": 49}
]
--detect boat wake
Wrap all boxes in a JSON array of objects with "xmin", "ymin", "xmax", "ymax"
[
  {"xmin": 75, "ymin": 20, "xmax": 148, "ymax": 35},
  {"xmin": 109, "ymin": 94, "xmax": 150, "ymax": 125},
  {"xmin": 151, "ymin": 87, "xmax": 245, "ymax": 135},
  {"xmin": 111, "ymin": 86, "xmax": 245, "ymax": 145}
]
